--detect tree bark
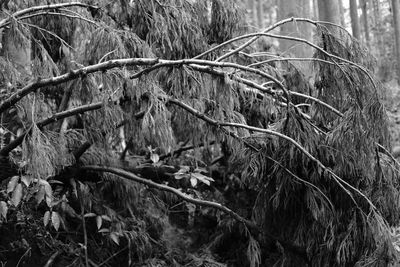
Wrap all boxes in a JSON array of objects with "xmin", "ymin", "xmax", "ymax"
[
  {"xmin": 257, "ymin": 0, "xmax": 264, "ymax": 29},
  {"xmin": 318, "ymin": 0, "xmax": 341, "ymax": 24},
  {"xmin": 339, "ymin": 0, "xmax": 346, "ymax": 26},
  {"xmin": 360, "ymin": 0, "xmax": 370, "ymax": 47},
  {"xmin": 350, "ymin": 0, "xmax": 361, "ymax": 39},
  {"xmin": 392, "ymin": 0, "xmax": 400, "ymax": 84}
]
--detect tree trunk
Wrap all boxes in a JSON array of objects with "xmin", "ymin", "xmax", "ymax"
[
  {"xmin": 360, "ymin": 0, "xmax": 370, "ymax": 47},
  {"xmin": 313, "ymin": 0, "xmax": 319, "ymax": 19},
  {"xmin": 318, "ymin": 0, "xmax": 341, "ymax": 24},
  {"xmin": 318, "ymin": 0, "xmax": 341, "ymax": 36},
  {"xmin": 392, "ymin": 0, "xmax": 400, "ymax": 84},
  {"xmin": 349, "ymin": 0, "xmax": 361, "ymax": 39},
  {"xmin": 278, "ymin": 0, "xmax": 312, "ymax": 57},
  {"xmin": 257, "ymin": 0, "xmax": 264, "ymax": 29},
  {"xmin": 371, "ymin": 0, "xmax": 384, "ymax": 58},
  {"xmin": 252, "ymin": 0, "xmax": 258, "ymax": 29},
  {"xmin": 339, "ymin": 0, "xmax": 346, "ymax": 26}
]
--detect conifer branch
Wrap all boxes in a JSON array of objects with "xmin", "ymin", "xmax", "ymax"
[
  {"xmin": 0, "ymin": 57, "xmax": 343, "ymax": 118},
  {"xmin": 81, "ymin": 165, "xmax": 309, "ymax": 261},
  {"xmin": 14, "ymin": 10, "xmax": 98, "ymax": 27},
  {"xmin": 167, "ymin": 97, "xmax": 378, "ymax": 213},
  {"xmin": 0, "ymin": 58, "xmax": 159, "ymax": 114},
  {"xmin": 0, "ymin": 99, "xmax": 145, "ymax": 157},
  {"xmin": 0, "ymin": 2, "xmax": 97, "ymax": 29},
  {"xmin": 194, "ymin": 17, "xmax": 316, "ymax": 61},
  {"xmin": 0, "ymin": 102, "xmax": 103, "ymax": 156},
  {"xmin": 82, "ymin": 165, "xmax": 259, "ymax": 230}
]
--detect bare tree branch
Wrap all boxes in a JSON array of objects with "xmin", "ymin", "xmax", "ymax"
[
  {"xmin": 82, "ymin": 165, "xmax": 258, "ymax": 230},
  {"xmin": 0, "ymin": 2, "xmax": 97, "ymax": 29},
  {"xmin": 0, "ymin": 58, "xmax": 159, "ymax": 114},
  {"xmin": 81, "ymin": 165, "xmax": 309, "ymax": 261}
]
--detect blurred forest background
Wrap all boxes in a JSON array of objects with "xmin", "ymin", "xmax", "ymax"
[
  {"xmin": 247, "ymin": 0, "xmax": 400, "ymax": 149},
  {"xmin": 1, "ymin": 0, "xmax": 400, "ymax": 266}
]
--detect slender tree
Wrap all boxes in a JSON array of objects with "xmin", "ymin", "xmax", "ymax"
[
  {"xmin": 392, "ymin": 0, "xmax": 400, "ymax": 84},
  {"xmin": 318, "ymin": 0, "xmax": 341, "ymax": 24},
  {"xmin": 350, "ymin": 0, "xmax": 361, "ymax": 39},
  {"xmin": 339, "ymin": 0, "xmax": 346, "ymax": 26},
  {"xmin": 257, "ymin": 0, "xmax": 264, "ymax": 29},
  {"xmin": 360, "ymin": 0, "xmax": 371, "ymax": 47}
]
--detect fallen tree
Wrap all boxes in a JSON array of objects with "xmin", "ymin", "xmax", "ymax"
[{"xmin": 0, "ymin": 1, "xmax": 399, "ymax": 266}]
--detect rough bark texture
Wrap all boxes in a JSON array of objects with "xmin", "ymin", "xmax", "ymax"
[
  {"xmin": 392, "ymin": 0, "xmax": 400, "ymax": 84},
  {"xmin": 350, "ymin": 0, "xmax": 361, "ymax": 39}
]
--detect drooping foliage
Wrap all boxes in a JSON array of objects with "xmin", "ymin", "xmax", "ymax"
[{"xmin": 0, "ymin": 0, "xmax": 399, "ymax": 266}]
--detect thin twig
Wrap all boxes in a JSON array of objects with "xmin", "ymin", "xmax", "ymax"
[{"xmin": 44, "ymin": 251, "xmax": 61, "ymax": 267}]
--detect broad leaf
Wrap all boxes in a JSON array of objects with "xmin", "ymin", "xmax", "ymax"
[
  {"xmin": 96, "ymin": 216, "xmax": 102, "ymax": 230},
  {"xmin": 190, "ymin": 176, "xmax": 198, "ymax": 187},
  {"xmin": 84, "ymin": 213, "xmax": 97, "ymax": 218},
  {"xmin": 150, "ymin": 153, "xmax": 160, "ymax": 163},
  {"xmin": 101, "ymin": 215, "xmax": 112, "ymax": 221},
  {"xmin": 45, "ymin": 196, "xmax": 52, "ymax": 208},
  {"xmin": 7, "ymin": 176, "xmax": 19, "ymax": 194},
  {"xmin": 0, "ymin": 201, "xmax": 8, "ymax": 219},
  {"xmin": 191, "ymin": 172, "xmax": 214, "ymax": 186},
  {"xmin": 51, "ymin": 212, "xmax": 61, "ymax": 231},
  {"xmin": 110, "ymin": 232, "xmax": 120, "ymax": 245},
  {"xmin": 11, "ymin": 183, "xmax": 23, "ymax": 207},
  {"xmin": 35, "ymin": 186, "xmax": 45, "ymax": 205},
  {"xmin": 174, "ymin": 173, "xmax": 188, "ymax": 180},
  {"xmin": 43, "ymin": 211, "xmax": 50, "ymax": 226},
  {"xmin": 40, "ymin": 180, "xmax": 53, "ymax": 199},
  {"xmin": 21, "ymin": 175, "xmax": 33, "ymax": 187}
]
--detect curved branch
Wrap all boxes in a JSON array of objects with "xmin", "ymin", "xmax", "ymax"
[
  {"xmin": 0, "ymin": 56, "xmax": 342, "ymax": 119},
  {"xmin": 194, "ymin": 17, "xmax": 317, "ymax": 61},
  {"xmin": 0, "ymin": 99, "xmax": 145, "ymax": 157},
  {"xmin": 81, "ymin": 165, "xmax": 259, "ymax": 232},
  {"xmin": 186, "ymin": 64, "xmax": 343, "ymax": 117},
  {"xmin": 0, "ymin": 58, "xmax": 159, "ymax": 114},
  {"xmin": 0, "ymin": 102, "xmax": 103, "ymax": 156},
  {"xmin": 0, "ymin": 2, "xmax": 97, "ymax": 29},
  {"xmin": 167, "ymin": 97, "xmax": 378, "ymax": 213}
]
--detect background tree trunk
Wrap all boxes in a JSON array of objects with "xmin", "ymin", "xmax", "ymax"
[
  {"xmin": 257, "ymin": 0, "xmax": 264, "ymax": 29},
  {"xmin": 392, "ymin": 0, "xmax": 400, "ymax": 84},
  {"xmin": 318, "ymin": 0, "xmax": 341, "ymax": 25},
  {"xmin": 313, "ymin": 0, "xmax": 319, "ymax": 19},
  {"xmin": 339, "ymin": 0, "xmax": 346, "ymax": 26},
  {"xmin": 370, "ymin": 0, "xmax": 384, "ymax": 58},
  {"xmin": 360, "ymin": 0, "xmax": 370, "ymax": 47},
  {"xmin": 350, "ymin": 0, "xmax": 361, "ymax": 39}
]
